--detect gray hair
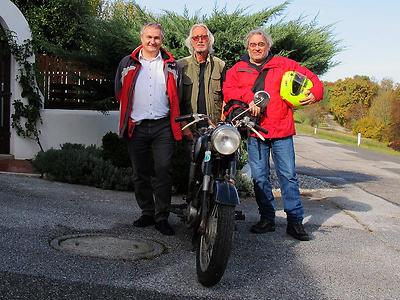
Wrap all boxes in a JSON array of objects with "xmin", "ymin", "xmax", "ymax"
[
  {"xmin": 184, "ymin": 23, "xmax": 215, "ymax": 55},
  {"xmin": 244, "ymin": 29, "xmax": 273, "ymax": 48},
  {"xmin": 140, "ymin": 22, "xmax": 165, "ymax": 40}
]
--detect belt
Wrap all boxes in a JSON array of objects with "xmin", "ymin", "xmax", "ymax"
[{"xmin": 136, "ymin": 116, "xmax": 169, "ymax": 126}]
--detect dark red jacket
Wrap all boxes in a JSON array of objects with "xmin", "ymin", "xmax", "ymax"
[
  {"xmin": 223, "ymin": 55, "xmax": 324, "ymax": 139},
  {"xmin": 114, "ymin": 46, "xmax": 182, "ymax": 141}
]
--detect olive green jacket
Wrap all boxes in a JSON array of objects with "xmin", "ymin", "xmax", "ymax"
[{"xmin": 177, "ymin": 54, "xmax": 225, "ymax": 121}]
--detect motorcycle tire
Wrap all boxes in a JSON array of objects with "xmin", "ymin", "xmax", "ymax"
[{"xmin": 196, "ymin": 203, "xmax": 235, "ymax": 287}]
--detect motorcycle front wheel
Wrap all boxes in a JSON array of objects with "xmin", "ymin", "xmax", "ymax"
[{"xmin": 196, "ymin": 203, "xmax": 235, "ymax": 287}]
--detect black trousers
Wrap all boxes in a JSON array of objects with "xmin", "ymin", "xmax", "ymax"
[{"xmin": 127, "ymin": 117, "xmax": 174, "ymax": 222}]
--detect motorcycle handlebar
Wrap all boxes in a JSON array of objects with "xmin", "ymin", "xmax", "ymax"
[
  {"xmin": 253, "ymin": 124, "xmax": 268, "ymax": 135},
  {"xmin": 175, "ymin": 114, "xmax": 194, "ymax": 122}
]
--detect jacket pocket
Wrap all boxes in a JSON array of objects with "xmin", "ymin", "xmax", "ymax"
[
  {"xmin": 182, "ymin": 76, "xmax": 193, "ymax": 96},
  {"xmin": 211, "ymin": 74, "xmax": 222, "ymax": 94}
]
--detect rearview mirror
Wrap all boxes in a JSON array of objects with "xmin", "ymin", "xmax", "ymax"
[{"xmin": 253, "ymin": 90, "xmax": 270, "ymax": 111}]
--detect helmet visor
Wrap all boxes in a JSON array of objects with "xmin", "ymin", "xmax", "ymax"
[{"xmin": 292, "ymin": 72, "xmax": 307, "ymax": 96}]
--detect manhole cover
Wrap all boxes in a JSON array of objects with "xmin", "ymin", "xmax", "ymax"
[{"xmin": 50, "ymin": 234, "xmax": 165, "ymax": 261}]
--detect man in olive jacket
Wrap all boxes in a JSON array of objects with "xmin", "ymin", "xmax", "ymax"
[{"xmin": 177, "ymin": 23, "xmax": 225, "ymax": 139}]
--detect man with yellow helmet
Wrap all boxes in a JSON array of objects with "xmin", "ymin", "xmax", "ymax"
[{"xmin": 223, "ymin": 29, "xmax": 324, "ymax": 241}]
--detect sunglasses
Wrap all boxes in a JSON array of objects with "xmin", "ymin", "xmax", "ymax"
[
  {"xmin": 192, "ymin": 35, "xmax": 209, "ymax": 42},
  {"xmin": 248, "ymin": 42, "xmax": 267, "ymax": 48}
]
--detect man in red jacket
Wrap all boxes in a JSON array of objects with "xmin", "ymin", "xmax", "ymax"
[
  {"xmin": 114, "ymin": 23, "xmax": 182, "ymax": 236},
  {"xmin": 223, "ymin": 29, "xmax": 324, "ymax": 241}
]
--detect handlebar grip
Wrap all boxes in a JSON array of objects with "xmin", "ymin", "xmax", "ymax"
[
  {"xmin": 175, "ymin": 114, "xmax": 193, "ymax": 122},
  {"xmin": 254, "ymin": 124, "xmax": 268, "ymax": 135}
]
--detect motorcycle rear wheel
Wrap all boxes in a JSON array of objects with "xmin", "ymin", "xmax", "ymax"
[{"xmin": 196, "ymin": 203, "xmax": 235, "ymax": 286}]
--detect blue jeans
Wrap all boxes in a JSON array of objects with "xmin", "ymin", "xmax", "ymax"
[{"xmin": 247, "ymin": 136, "xmax": 304, "ymax": 223}]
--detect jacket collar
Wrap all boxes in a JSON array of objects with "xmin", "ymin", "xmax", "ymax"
[
  {"xmin": 240, "ymin": 52, "xmax": 274, "ymax": 70},
  {"xmin": 189, "ymin": 53, "xmax": 213, "ymax": 65},
  {"xmin": 130, "ymin": 45, "xmax": 175, "ymax": 64}
]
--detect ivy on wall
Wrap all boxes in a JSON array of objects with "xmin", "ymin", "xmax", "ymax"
[{"xmin": 4, "ymin": 30, "xmax": 43, "ymax": 151}]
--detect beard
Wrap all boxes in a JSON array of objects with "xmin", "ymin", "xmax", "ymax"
[{"xmin": 194, "ymin": 45, "xmax": 208, "ymax": 53}]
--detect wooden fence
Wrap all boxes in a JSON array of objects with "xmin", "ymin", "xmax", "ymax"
[{"xmin": 36, "ymin": 54, "xmax": 117, "ymax": 110}]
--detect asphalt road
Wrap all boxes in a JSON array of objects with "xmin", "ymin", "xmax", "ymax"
[
  {"xmin": 0, "ymin": 135, "xmax": 399, "ymax": 299},
  {"xmin": 295, "ymin": 135, "xmax": 400, "ymax": 206}
]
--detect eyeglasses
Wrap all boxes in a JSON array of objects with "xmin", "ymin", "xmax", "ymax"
[
  {"xmin": 248, "ymin": 42, "xmax": 267, "ymax": 48},
  {"xmin": 192, "ymin": 35, "xmax": 209, "ymax": 42}
]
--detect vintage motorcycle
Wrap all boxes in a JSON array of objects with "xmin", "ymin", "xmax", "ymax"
[{"xmin": 172, "ymin": 91, "xmax": 270, "ymax": 286}]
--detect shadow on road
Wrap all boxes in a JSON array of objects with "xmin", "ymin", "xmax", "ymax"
[
  {"xmin": 297, "ymin": 165, "xmax": 377, "ymax": 185},
  {"xmin": 301, "ymin": 194, "xmax": 372, "ymax": 233}
]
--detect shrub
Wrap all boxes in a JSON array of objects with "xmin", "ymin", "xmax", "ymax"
[
  {"xmin": 352, "ymin": 116, "xmax": 384, "ymax": 140},
  {"xmin": 60, "ymin": 143, "xmax": 86, "ymax": 151},
  {"xmin": 32, "ymin": 143, "xmax": 134, "ymax": 191},
  {"xmin": 384, "ymin": 97, "xmax": 400, "ymax": 150},
  {"xmin": 101, "ymin": 132, "xmax": 131, "ymax": 168},
  {"xmin": 32, "ymin": 137, "xmax": 256, "ymax": 194},
  {"xmin": 295, "ymin": 104, "xmax": 327, "ymax": 127},
  {"xmin": 388, "ymin": 140, "xmax": 400, "ymax": 151},
  {"xmin": 237, "ymin": 141, "xmax": 249, "ymax": 171},
  {"xmin": 294, "ymin": 110, "xmax": 307, "ymax": 124},
  {"xmin": 235, "ymin": 171, "xmax": 255, "ymax": 198}
]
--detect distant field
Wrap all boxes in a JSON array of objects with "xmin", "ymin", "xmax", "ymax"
[{"xmin": 295, "ymin": 123, "xmax": 400, "ymax": 157}]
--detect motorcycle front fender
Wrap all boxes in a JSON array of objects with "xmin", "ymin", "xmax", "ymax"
[{"xmin": 214, "ymin": 181, "xmax": 240, "ymax": 206}]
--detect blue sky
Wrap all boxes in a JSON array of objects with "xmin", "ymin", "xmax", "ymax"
[{"xmin": 135, "ymin": 0, "xmax": 400, "ymax": 84}]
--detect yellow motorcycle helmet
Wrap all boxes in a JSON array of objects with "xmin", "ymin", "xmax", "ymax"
[{"xmin": 280, "ymin": 71, "xmax": 313, "ymax": 108}]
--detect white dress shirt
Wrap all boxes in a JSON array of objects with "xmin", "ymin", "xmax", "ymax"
[{"xmin": 130, "ymin": 50, "xmax": 169, "ymax": 121}]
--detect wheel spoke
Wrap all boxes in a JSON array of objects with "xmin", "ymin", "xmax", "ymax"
[
  {"xmin": 196, "ymin": 204, "xmax": 235, "ymax": 286},
  {"xmin": 199, "ymin": 205, "xmax": 218, "ymax": 271}
]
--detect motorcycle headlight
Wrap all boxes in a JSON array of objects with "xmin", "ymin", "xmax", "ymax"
[{"xmin": 211, "ymin": 125, "xmax": 241, "ymax": 155}]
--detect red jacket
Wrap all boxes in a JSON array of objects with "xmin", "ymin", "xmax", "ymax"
[
  {"xmin": 114, "ymin": 46, "xmax": 182, "ymax": 141},
  {"xmin": 223, "ymin": 55, "xmax": 324, "ymax": 139}
]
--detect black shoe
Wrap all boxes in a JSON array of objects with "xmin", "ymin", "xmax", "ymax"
[
  {"xmin": 287, "ymin": 223, "xmax": 310, "ymax": 241},
  {"xmin": 155, "ymin": 219, "xmax": 175, "ymax": 236},
  {"xmin": 133, "ymin": 215, "xmax": 155, "ymax": 227},
  {"xmin": 235, "ymin": 210, "xmax": 245, "ymax": 220},
  {"xmin": 250, "ymin": 219, "xmax": 275, "ymax": 234},
  {"xmin": 169, "ymin": 203, "xmax": 187, "ymax": 216}
]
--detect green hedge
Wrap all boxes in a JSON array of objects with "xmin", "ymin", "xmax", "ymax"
[
  {"xmin": 33, "ymin": 138, "xmax": 135, "ymax": 191},
  {"xmin": 32, "ymin": 132, "xmax": 254, "ymax": 195}
]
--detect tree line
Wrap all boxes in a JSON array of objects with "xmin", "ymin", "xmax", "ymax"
[
  {"xmin": 12, "ymin": 0, "xmax": 339, "ymax": 76},
  {"xmin": 326, "ymin": 77, "xmax": 400, "ymax": 150}
]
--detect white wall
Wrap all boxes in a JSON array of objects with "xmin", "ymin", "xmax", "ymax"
[
  {"xmin": 13, "ymin": 110, "xmax": 119, "ymax": 159},
  {"xmin": 1, "ymin": 0, "xmax": 36, "ymax": 159},
  {"xmin": 0, "ymin": 1, "xmax": 32, "ymax": 44}
]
